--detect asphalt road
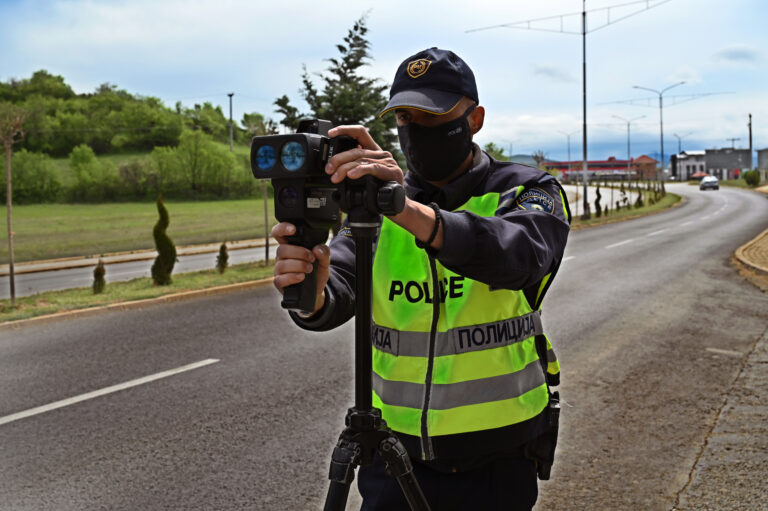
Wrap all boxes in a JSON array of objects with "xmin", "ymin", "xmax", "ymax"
[
  {"xmin": 1, "ymin": 184, "xmax": 766, "ymax": 510},
  {"xmin": 1, "ymin": 245, "xmax": 279, "ymax": 299}
]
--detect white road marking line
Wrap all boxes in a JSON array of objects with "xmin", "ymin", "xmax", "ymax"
[
  {"xmin": 646, "ymin": 229, "xmax": 668, "ymax": 237},
  {"xmin": 563, "ymin": 256, "xmax": 576, "ymax": 262},
  {"xmin": 0, "ymin": 359, "xmax": 220, "ymax": 427},
  {"xmin": 605, "ymin": 239, "xmax": 635, "ymax": 249},
  {"xmin": 681, "ymin": 221, "xmax": 693, "ymax": 227},
  {"xmin": 705, "ymin": 348, "xmax": 743, "ymax": 358},
  {"xmin": 702, "ymin": 215, "xmax": 711, "ymax": 220}
]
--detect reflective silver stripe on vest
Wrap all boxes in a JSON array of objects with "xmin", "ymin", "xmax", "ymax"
[
  {"xmin": 372, "ymin": 359, "xmax": 545, "ymax": 410},
  {"xmin": 372, "ymin": 310, "xmax": 543, "ymax": 358},
  {"xmin": 546, "ymin": 349, "xmax": 557, "ymax": 363}
]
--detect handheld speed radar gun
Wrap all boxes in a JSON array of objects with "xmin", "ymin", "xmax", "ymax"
[{"xmin": 250, "ymin": 119, "xmax": 405, "ymax": 313}]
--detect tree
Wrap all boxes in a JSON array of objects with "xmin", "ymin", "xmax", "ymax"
[
  {"xmin": 483, "ymin": 142, "xmax": 510, "ymax": 161},
  {"xmin": 151, "ymin": 195, "xmax": 176, "ymax": 285},
  {"xmin": 743, "ymin": 169, "xmax": 760, "ymax": 187},
  {"xmin": 174, "ymin": 130, "xmax": 239, "ymax": 196},
  {"xmin": 273, "ymin": 15, "xmax": 397, "ymax": 153},
  {"xmin": 242, "ymin": 112, "xmax": 279, "ymax": 138},
  {"xmin": 68, "ymin": 144, "xmax": 118, "ymax": 202},
  {"xmin": 181, "ymin": 102, "xmax": 229, "ymax": 142},
  {"xmin": 216, "ymin": 242, "xmax": 229, "ymax": 274},
  {"xmin": 532, "ymin": 150, "xmax": 548, "ymax": 169},
  {"xmin": 92, "ymin": 259, "xmax": 106, "ymax": 294},
  {"xmin": 0, "ymin": 149, "xmax": 61, "ymax": 203},
  {"xmin": 594, "ymin": 184, "xmax": 602, "ymax": 218},
  {"xmin": 0, "ymin": 102, "xmax": 28, "ymax": 305}
]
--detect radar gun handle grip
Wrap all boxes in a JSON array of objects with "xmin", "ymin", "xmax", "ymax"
[
  {"xmin": 280, "ymin": 225, "xmax": 327, "ymax": 314},
  {"xmin": 282, "ymin": 259, "xmax": 318, "ymax": 313}
]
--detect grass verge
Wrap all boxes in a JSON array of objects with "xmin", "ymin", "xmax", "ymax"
[
  {"xmin": 0, "ymin": 190, "xmax": 683, "ymax": 324},
  {"xmin": 570, "ymin": 192, "xmax": 681, "ymax": 230},
  {"xmin": 0, "ymin": 261, "xmax": 274, "ymax": 324}
]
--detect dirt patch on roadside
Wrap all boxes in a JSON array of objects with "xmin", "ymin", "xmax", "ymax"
[{"xmin": 731, "ymin": 256, "xmax": 768, "ymax": 293}]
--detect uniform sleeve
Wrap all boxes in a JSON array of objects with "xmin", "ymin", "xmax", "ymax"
[
  {"xmin": 289, "ymin": 224, "xmax": 358, "ymax": 331},
  {"xmin": 433, "ymin": 175, "xmax": 570, "ymax": 291}
]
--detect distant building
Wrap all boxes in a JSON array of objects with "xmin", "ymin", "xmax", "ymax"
[
  {"xmin": 544, "ymin": 155, "xmax": 658, "ymax": 180},
  {"xmin": 705, "ymin": 148, "xmax": 750, "ymax": 180},
  {"xmin": 672, "ymin": 150, "xmax": 706, "ymax": 180},
  {"xmin": 634, "ymin": 155, "xmax": 659, "ymax": 180},
  {"xmin": 757, "ymin": 148, "xmax": 768, "ymax": 171}
]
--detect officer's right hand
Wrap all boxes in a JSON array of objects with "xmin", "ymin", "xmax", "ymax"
[{"xmin": 271, "ymin": 222, "xmax": 330, "ymax": 315}]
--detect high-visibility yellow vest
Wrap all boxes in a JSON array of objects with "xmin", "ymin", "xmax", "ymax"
[{"xmin": 371, "ymin": 192, "xmax": 560, "ymax": 460}]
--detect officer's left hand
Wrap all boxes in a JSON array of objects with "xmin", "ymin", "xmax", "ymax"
[{"xmin": 326, "ymin": 125, "xmax": 404, "ymax": 185}]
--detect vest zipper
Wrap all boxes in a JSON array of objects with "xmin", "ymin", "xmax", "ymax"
[{"xmin": 420, "ymin": 255, "xmax": 440, "ymax": 460}]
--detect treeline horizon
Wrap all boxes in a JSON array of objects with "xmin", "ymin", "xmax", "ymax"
[
  {"xmin": 0, "ymin": 69, "xmax": 274, "ymax": 157},
  {"xmin": 0, "ymin": 70, "xmax": 283, "ymax": 204}
]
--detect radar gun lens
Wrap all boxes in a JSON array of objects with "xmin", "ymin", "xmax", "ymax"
[
  {"xmin": 255, "ymin": 145, "xmax": 277, "ymax": 171},
  {"xmin": 281, "ymin": 141, "xmax": 306, "ymax": 172},
  {"xmin": 278, "ymin": 186, "xmax": 299, "ymax": 209}
]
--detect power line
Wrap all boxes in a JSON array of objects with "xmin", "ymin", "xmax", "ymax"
[
  {"xmin": 601, "ymin": 92, "xmax": 733, "ymax": 108},
  {"xmin": 467, "ymin": 0, "xmax": 674, "ymax": 218},
  {"xmin": 467, "ymin": 0, "xmax": 673, "ymax": 35}
]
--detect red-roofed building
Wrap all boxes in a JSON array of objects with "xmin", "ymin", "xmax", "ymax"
[{"xmin": 545, "ymin": 155, "xmax": 658, "ymax": 181}]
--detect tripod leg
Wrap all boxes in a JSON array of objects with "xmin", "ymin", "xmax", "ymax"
[
  {"xmin": 324, "ymin": 437, "xmax": 358, "ymax": 511},
  {"xmin": 378, "ymin": 436, "xmax": 431, "ymax": 511}
]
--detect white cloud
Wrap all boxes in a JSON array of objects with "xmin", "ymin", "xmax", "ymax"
[
  {"xmin": 531, "ymin": 64, "xmax": 576, "ymax": 83},
  {"xmin": 712, "ymin": 44, "xmax": 760, "ymax": 65}
]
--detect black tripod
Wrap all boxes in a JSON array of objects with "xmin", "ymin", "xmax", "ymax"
[{"xmin": 323, "ymin": 178, "xmax": 430, "ymax": 511}]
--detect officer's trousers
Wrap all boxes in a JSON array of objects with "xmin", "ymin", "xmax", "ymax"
[{"xmin": 358, "ymin": 453, "xmax": 538, "ymax": 511}]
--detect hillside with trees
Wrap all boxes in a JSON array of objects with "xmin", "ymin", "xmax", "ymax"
[{"xmin": 0, "ymin": 16, "xmax": 397, "ymax": 205}]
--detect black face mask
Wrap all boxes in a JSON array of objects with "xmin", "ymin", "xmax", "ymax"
[{"xmin": 397, "ymin": 106, "xmax": 475, "ymax": 182}]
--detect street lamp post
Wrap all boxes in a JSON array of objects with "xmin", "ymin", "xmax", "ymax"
[
  {"xmin": 613, "ymin": 115, "xmax": 645, "ymax": 187},
  {"xmin": 632, "ymin": 81, "xmax": 685, "ymax": 181},
  {"xmin": 559, "ymin": 129, "xmax": 580, "ymax": 215},
  {"xmin": 227, "ymin": 92, "xmax": 234, "ymax": 152}
]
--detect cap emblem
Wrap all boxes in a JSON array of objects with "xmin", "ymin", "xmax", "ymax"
[{"xmin": 407, "ymin": 59, "xmax": 431, "ymax": 78}]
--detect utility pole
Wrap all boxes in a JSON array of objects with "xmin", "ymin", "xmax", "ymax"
[
  {"xmin": 726, "ymin": 137, "xmax": 740, "ymax": 149},
  {"xmin": 0, "ymin": 104, "xmax": 28, "ymax": 306},
  {"xmin": 466, "ymin": 0, "xmax": 673, "ymax": 221},
  {"xmin": 559, "ymin": 129, "xmax": 580, "ymax": 216},
  {"xmin": 581, "ymin": 0, "xmax": 589, "ymax": 218},
  {"xmin": 227, "ymin": 92, "xmax": 234, "ymax": 152},
  {"xmin": 633, "ymin": 81, "xmax": 685, "ymax": 182},
  {"xmin": 672, "ymin": 132, "xmax": 692, "ymax": 154},
  {"xmin": 748, "ymin": 113, "xmax": 753, "ymax": 169}
]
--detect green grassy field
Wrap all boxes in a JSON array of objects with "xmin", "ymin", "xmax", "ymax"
[{"xmin": 0, "ymin": 197, "xmax": 275, "ymax": 264}]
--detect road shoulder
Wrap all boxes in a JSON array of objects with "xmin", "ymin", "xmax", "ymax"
[{"xmin": 674, "ymin": 327, "xmax": 768, "ymax": 509}]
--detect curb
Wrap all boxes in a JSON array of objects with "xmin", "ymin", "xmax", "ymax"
[
  {"xmin": 0, "ymin": 277, "xmax": 274, "ymax": 331},
  {"xmin": 734, "ymin": 228, "xmax": 768, "ymax": 274},
  {"xmin": 0, "ymin": 237, "xmax": 274, "ymax": 276}
]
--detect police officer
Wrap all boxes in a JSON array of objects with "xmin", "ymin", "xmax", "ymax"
[{"xmin": 272, "ymin": 47, "xmax": 570, "ymax": 510}]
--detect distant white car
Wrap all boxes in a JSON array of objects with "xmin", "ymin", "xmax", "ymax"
[{"xmin": 699, "ymin": 176, "xmax": 719, "ymax": 191}]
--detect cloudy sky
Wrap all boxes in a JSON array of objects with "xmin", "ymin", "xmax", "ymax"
[{"xmin": 2, "ymin": 0, "xmax": 766, "ymax": 163}]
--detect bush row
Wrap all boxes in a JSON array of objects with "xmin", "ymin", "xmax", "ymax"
[{"xmin": 1, "ymin": 131, "xmax": 261, "ymax": 203}]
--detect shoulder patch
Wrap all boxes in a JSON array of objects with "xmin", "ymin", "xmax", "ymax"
[
  {"xmin": 338, "ymin": 226, "xmax": 353, "ymax": 237},
  {"xmin": 515, "ymin": 188, "xmax": 554, "ymax": 213}
]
